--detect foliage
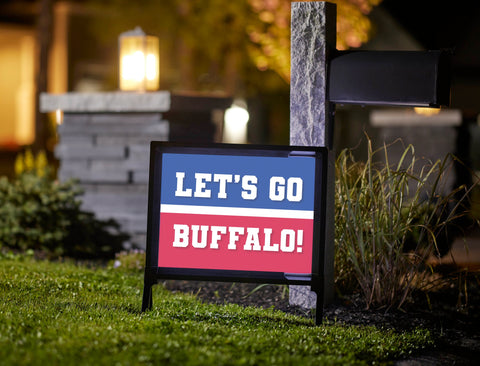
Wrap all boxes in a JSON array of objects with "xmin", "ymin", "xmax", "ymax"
[
  {"xmin": 247, "ymin": 0, "xmax": 383, "ymax": 82},
  {"xmin": 0, "ymin": 256, "xmax": 433, "ymax": 365},
  {"xmin": 14, "ymin": 148, "xmax": 49, "ymax": 178},
  {"xmin": 88, "ymin": 0, "xmax": 382, "ymax": 93},
  {"xmin": 85, "ymin": 0, "xmax": 383, "ymax": 144},
  {"xmin": 334, "ymin": 138, "xmax": 472, "ymax": 310},
  {"xmin": 0, "ymin": 171, "xmax": 129, "ymax": 259}
]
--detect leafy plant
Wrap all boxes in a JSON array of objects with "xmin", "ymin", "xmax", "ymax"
[
  {"xmin": 334, "ymin": 138, "xmax": 472, "ymax": 310},
  {"xmin": 0, "ymin": 170, "xmax": 129, "ymax": 260},
  {"xmin": 14, "ymin": 148, "xmax": 49, "ymax": 178}
]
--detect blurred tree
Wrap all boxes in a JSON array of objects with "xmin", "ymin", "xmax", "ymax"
[
  {"xmin": 247, "ymin": 0, "xmax": 383, "ymax": 83},
  {"xmin": 88, "ymin": 0, "xmax": 382, "ymax": 93},
  {"xmin": 86, "ymin": 0, "xmax": 381, "ymax": 144},
  {"xmin": 35, "ymin": 0, "xmax": 53, "ymax": 152}
]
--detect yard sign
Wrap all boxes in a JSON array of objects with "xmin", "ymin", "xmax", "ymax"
[{"xmin": 142, "ymin": 142, "xmax": 328, "ymax": 322}]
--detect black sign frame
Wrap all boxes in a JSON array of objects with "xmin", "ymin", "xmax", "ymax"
[{"xmin": 141, "ymin": 142, "xmax": 328, "ymax": 324}]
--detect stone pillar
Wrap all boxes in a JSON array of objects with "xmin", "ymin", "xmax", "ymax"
[
  {"xmin": 40, "ymin": 91, "xmax": 231, "ymax": 249},
  {"xmin": 289, "ymin": 1, "xmax": 336, "ymax": 309}
]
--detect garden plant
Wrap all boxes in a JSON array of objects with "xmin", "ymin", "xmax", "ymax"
[
  {"xmin": 0, "ymin": 149, "xmax": 129, "ymax": 259},
  {"xmin": 334, "ymin": 137, "xmax": 476, "ymax": 310}
]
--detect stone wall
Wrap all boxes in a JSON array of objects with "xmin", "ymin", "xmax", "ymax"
[
  {"xmin": 56, "ymin": 112, "xmax": 169, "ymax": 248},
  {"xmin": 40, "ymin": 92, "xmax": 231, "ymax": 250}
]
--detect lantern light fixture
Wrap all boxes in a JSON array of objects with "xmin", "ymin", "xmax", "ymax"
[{"xmin": 118, "ymin": 26, "xmax": 159, "ymax": 92}]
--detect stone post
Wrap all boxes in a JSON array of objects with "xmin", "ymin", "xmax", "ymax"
[
  {"xmin": 289, "ymin": 1, "xmax": 336, "ymax": 309},
  {"xmin": 40, "ymin": 91, "xmax": 231, "ymax": 249}
]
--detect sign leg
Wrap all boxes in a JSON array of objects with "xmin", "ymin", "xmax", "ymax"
[
  {"xmin": 141, "ymin": 279, "xmax": 153, "ymax": 312},
  {"xmin": 314, "ymin": 287, "xmax": 324, "ymax": 326}
]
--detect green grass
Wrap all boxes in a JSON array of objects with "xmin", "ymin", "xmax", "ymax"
[{"xmin": 0, "ymin": 255, "xmax": 433, "ymax": 365}]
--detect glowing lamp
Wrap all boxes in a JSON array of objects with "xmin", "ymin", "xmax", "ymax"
[
  {"xmin": 119, "ymin": 27, "xmax": 159, "ymax": 91},
  {"xmin": 224, "ymin": 100, "xmax": 250, "ymax": 144},
  {"xmin": 414, "ymin": 107, "xmax": 441, "ymax": 116}
]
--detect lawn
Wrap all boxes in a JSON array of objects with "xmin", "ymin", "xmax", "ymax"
[{"xmin": 0, "ymin": 254, "xmax": 433, "ymax": 365}]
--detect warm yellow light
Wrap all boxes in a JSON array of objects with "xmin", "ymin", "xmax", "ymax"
[
  {"xmin": 121, "ymin": 51, "xmax": 144, "ymax": 82},
  {"xmin": 414, "ymin": 107, "xmax": 441, "ymax": 116},
  {"xmin": 119, "ymin": 27, "xmax": 159, "ymax": 91},
  {"xmin": 146, "ymin": 54, "xmax": 157, "ymax": 81},
  {"xmin": 223, "ymin": 101, "xmax": 250, "ymax": 144},
  {"xmin": 55, "ymin": 109, "xmax": 63, "ymax": 125}
]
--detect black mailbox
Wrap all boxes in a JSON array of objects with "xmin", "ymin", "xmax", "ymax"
[{"xmin": 328, "ymin": 50, "xmax": 451, "ymax": 107}]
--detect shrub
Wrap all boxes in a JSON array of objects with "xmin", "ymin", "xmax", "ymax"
[
  {"xmin": 0, "ymin": 171, "xmax": 129, "ymax": 260},
  {"xmin": 334, "ymin": 138, "xmax": 473, "ymax": 310}
]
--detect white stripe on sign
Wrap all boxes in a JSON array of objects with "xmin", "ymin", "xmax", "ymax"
[{"xmin": 160, "ymin": 204, "xmax": 314, "ymax": 220}]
